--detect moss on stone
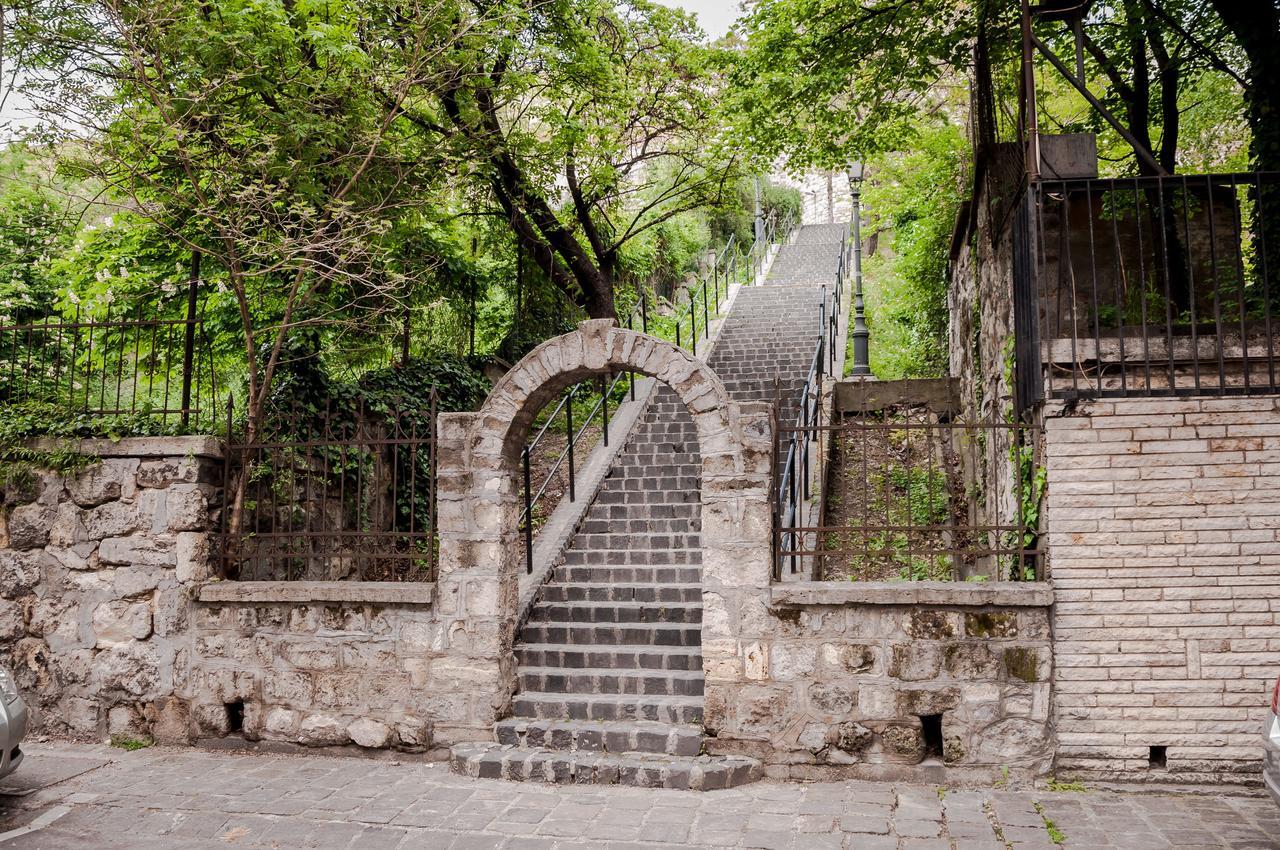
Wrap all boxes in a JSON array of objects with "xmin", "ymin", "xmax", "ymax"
[
  {"xmin": 1004, "ymin": 647, "xmax": 1041, "ymax": 682},
  {"xmin": 907, "ymin": 610, "xmax": 955, "ymax": 639},
  {"xmin": 965, "ymin": 611, "xmax": 1017, "ymax": 638}
]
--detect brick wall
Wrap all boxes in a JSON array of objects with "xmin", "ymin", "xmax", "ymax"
[{"xmin": 1046, "ymin": 396, "xmax": 1280, "ymax": 782}]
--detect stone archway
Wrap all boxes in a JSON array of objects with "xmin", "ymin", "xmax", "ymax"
[{"xmin": 428, "ymin": 319, "xmax": 774, "ymax": 744}]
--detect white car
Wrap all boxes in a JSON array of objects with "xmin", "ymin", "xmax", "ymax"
[{"xmin": 0, "ymin": 667, "xmax": 27, "ymax": 780}]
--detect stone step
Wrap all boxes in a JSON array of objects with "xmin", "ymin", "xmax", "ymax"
[
  {"xmin": 583, "ymin": 505, "xmax": 699, "ymax": 523},
  {"xmin": 518, "ymin": 621, "xmax": 701, "ymax": 648},
  {"xmin": 511, "ymin": 691, "xmax": 704, "ymax": 724},
  {"xmin": 599, "ymin": 477, "xmax": 701, "ymax": 493},
  {"xmin": 575, "ymin": 518, "xmax": 700, "ymax": 535},
  {"xmin": 593, "ymin": 490, "xmax": 698, "ymax": 506},
  {"xmin": 515, "ymin": 643, "xmax": 702, "ymax": 671},
  {"xmin": 494, "ymin": 718, "xmax": 703, "ymax": 756},
  {"xmin": 560, "ymin": 549, "xmax": 701, "ymax": 566},
  {"xmin": 568, "ymin": 533, "xmax": 700, "ymax": 550},
  {"xmin": 529, "ymin": 600, "xmax": 702, "ymax": 625},
  {"xmin": 518, "ymin": 666, "xmax": 704, "ymax": 696},
  {"xmin": 538, "ymin": 582, "xmax": 702, "ymax": 603},
  {"xmin": 552, "ymin": 565, "xmax": 702, "ymax": 584},
  {"xmin": 449, "ymin": 742, "xmax": 761, "ymax": 790}
]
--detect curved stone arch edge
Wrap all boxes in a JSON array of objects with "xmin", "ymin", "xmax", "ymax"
[{"xmin": 431, "ymin": 319, "xmax": 775, "ymax": 738}]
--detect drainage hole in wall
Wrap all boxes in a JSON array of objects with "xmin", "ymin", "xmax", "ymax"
[
  {"xmin": 1149, "ymin": 745, "xmax": 1167, "ymax": 769},
  {"xmin": 225, "ymin": 701, "xmax": 245, "ymax": 734},
  {"xmin": 920, "ymin": 714, "xmax": 944, "ymax": 761}
]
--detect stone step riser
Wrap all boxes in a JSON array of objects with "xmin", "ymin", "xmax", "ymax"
[
  {"xmin": 518, "ymin": 670, "xmax": 705, "ymax": 697},
  {"xmin": 552, "ymin": 566, "xmax": 702, "ymax": 584},
  {"xmin": 560, "ymin": 550, "xmax": 700, "ymax": 565},
  {"xmin": 593, "ymin": 491, "xmax": 698, "ymax": 506},
  {"xmin": 494, "ymin": 719, "xmax": 702, "ymax": 757},
  {"xmin": 530, "ymin": 603, "xmax": 702, "ymax": 625},
  {"xmin": 538, "ymin": 585, "xmax": 702, "ymax": 603},
  {"xmin": 519, "ymin": 624, "xmax": 701, "ymax": 647},
  {"xmin": 583, "ymin": 509, "xmax": 699, "ymax": 525},
  {"xmin": 512, "ymin": 695, "xmax": 703, "ymax": 725},
  {"xmin": 515, "ymin": 646, "xmax": 703, "ymax": 671},
  {"xmin": 575, "ymin": 519, "xmax": 700, "ymax": 534},
  {"xmin": 450, "ymin": 743, "xmax": 760, "ymax": 790},
  {"xmin": 567, "ymin": 534, "xmax": 700, "ymax": 551}
]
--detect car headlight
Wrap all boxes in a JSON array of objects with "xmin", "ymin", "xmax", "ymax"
[{"xmin": 0, "ymin": 669, "xmax": 20, "ymax": 706}]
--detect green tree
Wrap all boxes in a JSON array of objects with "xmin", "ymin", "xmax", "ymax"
[
  {"xmin": 393, "ymin": 0, "xmax": 739, "ymax": 321},
  {"xmin": 729, "ymin": 0, "xmax": 970, "ymax": 171},
  {"xmin": 24, "ymin": 0, "xmax": 462, "ymax": 441}
]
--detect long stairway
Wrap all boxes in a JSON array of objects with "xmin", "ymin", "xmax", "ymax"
[{"xmin": 450, "ymin": 224, "xmax": 849, "ymax": 788}]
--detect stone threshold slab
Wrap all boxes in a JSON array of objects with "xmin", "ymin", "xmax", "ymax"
[
  {"xmin": 770, "ymin": 581, "xmax": 1053, "ymax": 608},
  {"xmin": 198, "ymin": 580, "xmax": 434, "ymax": 605}
]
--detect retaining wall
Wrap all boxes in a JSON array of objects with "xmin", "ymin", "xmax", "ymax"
[
  {"xmin": 1046, "ymin": 395, "xmax": 1280, "ymax": 782},
  {"xmin": 707, "ymin": 582, "xmax": 1055, "ymax": 781}
]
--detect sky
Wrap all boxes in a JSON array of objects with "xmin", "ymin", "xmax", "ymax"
[{"xmin": 653, "ymin": 0, "xmax": 742, "ymax": 39}]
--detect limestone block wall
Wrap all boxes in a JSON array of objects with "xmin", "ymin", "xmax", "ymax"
[
  {"xmin": 1046, "ymin": 396, "xmax": 1280, "ymax": 782},
  {"xmin": 0, "ymin": 437, "xmax": 219, "ymax": 741},
  {"xmin": 706, "ymin": 583, "xmax": 1055, "ymax": 781},
  {"xmin": 185, "ymin": 590, "xmax": 438, "ymax": 752}
]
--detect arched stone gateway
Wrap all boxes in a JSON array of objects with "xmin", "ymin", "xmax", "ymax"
[{"xmin": 431, "ymin": 319, "xmax": 773, "ymax": 753}]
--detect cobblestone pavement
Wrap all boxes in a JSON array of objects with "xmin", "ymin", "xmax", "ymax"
[{"xmin": 0, "ymin": 743, "xmax": 1275, "ymax": 849}]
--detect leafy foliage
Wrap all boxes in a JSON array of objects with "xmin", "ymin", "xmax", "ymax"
[
  {"xmin": 856, "ymin": 119, "xmax": 965, "ymax": 379},
  {"xmin": 729, "ymin": 0, "xmax": 970, "ymax": 170}
]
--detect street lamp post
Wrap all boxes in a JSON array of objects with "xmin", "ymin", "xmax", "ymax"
[{"xmin": 848, "ymin": 164, "xmax": 872, "ymax": 377}]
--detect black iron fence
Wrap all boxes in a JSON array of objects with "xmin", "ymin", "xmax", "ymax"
[
  {"xmin": 771, "ymin": 228, "xmax": 849, "ymax": 581},
  {"xmin": 1019, "ymin": 172, "xmax": 1280, "ymax": 404},
  {"xmin": 217, "ymin": 394, "xmax": 437, "ymax": 582},
  {"xmin": 774, "ymin": 407, "xmax": 1043, "ymax": 583},
  {"xmin": 0, "ymin": 299, "xmax": 220, "ymax": 430}
]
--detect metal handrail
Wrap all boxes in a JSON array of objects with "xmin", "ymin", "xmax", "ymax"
[{"xmin": 771, "ymin": 219, "xmax": 852, "ymax": 579}]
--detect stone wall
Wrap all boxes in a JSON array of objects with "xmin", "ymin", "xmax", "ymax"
[
  {"xmin": 706, "ymin": 583, "xmax": 1055, "ymax": 781},
  {"xmin": 1046, "ymin": 396, "xmax": 1280, "ymax": 782},
  {"xmin": 186, "ymin": 585, "xmax": 438, "ymax": 752},
  {"xmin": 0, "ymin": 437, "xmax": 219, "ymax": 742}
]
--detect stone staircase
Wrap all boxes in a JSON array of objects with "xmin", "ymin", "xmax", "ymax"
[{"xmin": 450, "ymin": 224, "xmax": 848, "ymax": 788}]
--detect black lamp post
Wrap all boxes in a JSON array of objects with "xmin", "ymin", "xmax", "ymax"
[{"xmin": 848, "ymin": 164, "xmax": 872, "ymax": 377}]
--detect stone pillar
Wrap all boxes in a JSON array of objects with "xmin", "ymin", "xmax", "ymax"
[
  {"xmin": 699, "ymin": 401, "xmax": 774, "ymax": 741},
  {"xmin": 432, "ymin": 412, "xmax": 519, "ymax": 743}
]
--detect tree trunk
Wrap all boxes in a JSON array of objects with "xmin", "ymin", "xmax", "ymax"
[
  {"xmin": 1211, "ymin": 0, "xmax": 1280, "ymax": 314},
  {"xmin": 1212, "ymin": 0, "xmax": 1280, "ymax": 173}
]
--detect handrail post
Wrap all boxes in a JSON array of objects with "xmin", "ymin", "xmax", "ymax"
[
  {"xmin": 600, "ymin": 376, "xmax": 609, "ymax": 446},
  {"xmin": 566, "ymin": 387, "xmax": 576, "ymax": 502},
  {"xmin": 523, "ymin": 447, "xmax": 534, "ymax": 574},
  {"xmin": 180, "ymin": 251, "xmax": 200, "ymax": 428}
]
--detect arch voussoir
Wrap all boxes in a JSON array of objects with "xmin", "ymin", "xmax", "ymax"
[{"xmin": 431, "ymin": 318, "xmax": 773, "ymax": 741}]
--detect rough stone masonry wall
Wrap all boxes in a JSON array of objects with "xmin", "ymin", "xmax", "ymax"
[
  {"xmin": 186, "ymin": 596, "xmax": 436, "ymax": 752},
  {"xmin": 0, "ymin": 437, "xmax": 218, "ymax": 742},
  {"xmin": 1047, "ymin": 396, "xmax": 1280, "ymax": 782},
  {"xmin": 706, "ymin": 585, "xmax": 1054, "ymax": 781}
]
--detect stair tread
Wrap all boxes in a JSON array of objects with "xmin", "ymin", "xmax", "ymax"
[
  {"xmin": 519, "ymin": 666, "xmax": 704, "ymax": 679},
  {"xmin": 515, "ymin": 691, "xmax": 702, "ymax": 704},
  {"xmin": 517, "ymin": 642, "xmax": 701, "ymax": 653},
  {"xmin": 495, "ymin": 717, "xmax": 701, "ymax": 734},
  {"xmin": 534, "ymin": 600, "xmax": 702, "ymax": 609},
  {"xmin": 449, "ymin": 742, "xmax": 762, "ymax": 789}
]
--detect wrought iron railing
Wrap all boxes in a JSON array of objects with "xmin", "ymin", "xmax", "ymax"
[
  {"xmin": 0, "ymin": 297, "xmax": 220, "ymax": 430},
  {"xmin": 774, "ymin": 407, "xmax": 1043, "ymax": 582},
  {"xmin": 217, "ymin": 394, "xmax": 437, "ymax": 582},
  {"xmin": 771, "ymin": 228, "xmax": 849, "ymax": 580},
  {"xmin": 1016, "ymin": 172, "xmax": 1280, "ymax": 407}
]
